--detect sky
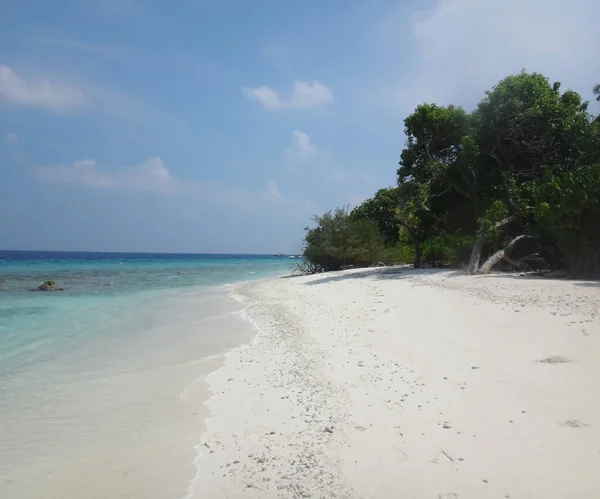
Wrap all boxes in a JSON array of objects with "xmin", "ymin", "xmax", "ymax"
[{"xmin": 1, "ymin": 0, "xmax": 598, "ymax": 253}]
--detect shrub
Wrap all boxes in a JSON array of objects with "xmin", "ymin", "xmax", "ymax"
[
  {"xmin": 421, "ymin": 234, "xmax": 476, "ymax": 266},
  {"xmin": 303, "ymin": 208, "xmax": 386, "ymax": 272},
  {"xmin": 375, "ymin": 243, "xmax": 414, "ymax": 265}
]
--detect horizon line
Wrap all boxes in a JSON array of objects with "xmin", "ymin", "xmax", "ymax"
[{"xmin": 0, "ymin": 249, "xmax": 299, "ymax": 256}]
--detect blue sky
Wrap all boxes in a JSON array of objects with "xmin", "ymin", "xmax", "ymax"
[{"xmin": 1, "ymin": 0, "xmax": 598, "ymax": 253}]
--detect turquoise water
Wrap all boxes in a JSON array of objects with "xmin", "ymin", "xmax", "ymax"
[
  {"xmin": 0, "ymin": 250, "xmax": 294, "ymax": 498},
  {"xmin": 0, "ymin": 251, "xmax": 292, "ymax": 374}
]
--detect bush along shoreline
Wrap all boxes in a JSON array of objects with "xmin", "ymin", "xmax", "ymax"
[{"xmin": 298, "ymin": 72, "xmax": 600, "ymax": 278}]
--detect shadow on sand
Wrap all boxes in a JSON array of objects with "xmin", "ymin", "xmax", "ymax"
[
  {"xmin": 301, "ymin": 267, "xmax": 460, "ymax": 286},
  {"xmin": 293, "ymin": 265, "xmax": 600, "ymax": 288}
]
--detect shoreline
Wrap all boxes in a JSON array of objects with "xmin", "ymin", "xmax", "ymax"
[
  {"xmin": 191, "ymin": 267, "xmax": 600, "ymax": 498},
  {"xmin": 0, "ymin": 282, "xmax": 265, "ymax": 499},
  {"xmin": 184, "ymin": 289, "xmax": 263, "ymax": 499}
]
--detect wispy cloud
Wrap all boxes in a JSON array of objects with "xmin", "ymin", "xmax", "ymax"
[
  {"xmin": 373, "ymin": 0, "xmax": 600, "ymax": 115},
  {"xmin": 0, "ymin": 64, "xmax": 88, "ymax": 112},
  {"xmin": 4, "ymin": 132, "xmax": 19, "ymax": 144},
  {"xmin": 23, "ymin": 37, "xmax": 130, "ymax": 61},
  {"xmin": 263, "ymin": 179, "xmax": 284, "ymax": 203},
  {"xmin": 285, "ymin": 130, "xmax": 318, "ymax": 161},
  {"xmin": 34, "ymin": 156, "xmax": 315, "ymax": 215},
  {"xmin": 0, "ymin": 63, "xmax": 151, "ymax": 123},
  {"xmin": 281, "ymin": 130, "xmax": 381, "ymax": 200},
  {"xmin": 35, "ymin": 157, "xmax": 174, "ymax": 192},
  {"xmin": 261, "ymin": 179, "xmax": 315, "ymax": 212},
  {"xmin": 242, "ymin": 80, "xmax": 334, "ymax": 111}
]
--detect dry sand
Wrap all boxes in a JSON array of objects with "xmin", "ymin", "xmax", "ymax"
[{"xmin": 190, "ymin": 268, "xmax": 600, "ymax": 499}]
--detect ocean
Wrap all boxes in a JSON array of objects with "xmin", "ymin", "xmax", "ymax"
[{"xmin": 0, "ymin": 251, "xmax": 293, "ymax": 499}]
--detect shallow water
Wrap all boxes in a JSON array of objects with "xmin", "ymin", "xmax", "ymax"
[{"xmin": 0, "ymin": 251, "xmax": 291, "ymax": 498}]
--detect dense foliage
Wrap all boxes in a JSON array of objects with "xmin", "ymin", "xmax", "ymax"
[
  {"xmin": 302, "ymin": 72, "xmax": 600, "ymax": 277},
  {"xmin": 300, "ymin": 208, "xmax": 414, "ymax": 272}
]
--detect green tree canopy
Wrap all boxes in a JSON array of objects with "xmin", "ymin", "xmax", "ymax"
[{"xmin": 301, "ymin": 71, "xmax": 600, "ymax": 277}]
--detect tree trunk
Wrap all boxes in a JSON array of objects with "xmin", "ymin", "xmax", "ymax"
[
  {"xmin": 478, "ymin": 248, "xmax": 506, "ymax": 274},
  {"xmin": 398, "ymin": 221, "xmax": 422, "ymax": 269},
  {"xmin": 413, "ymin": 237, "xmax": 422, "ymax": 269},
  {"xmin": 467, "ymin": 222, "xmax": 486, "ymax": 274},
  {"xmin": 467, "ymin": 216, "xmax": 516, "ymax": 274},
  {"xmin": 479, "ymin": 235, "xmax": 533, "ymax": 274}
]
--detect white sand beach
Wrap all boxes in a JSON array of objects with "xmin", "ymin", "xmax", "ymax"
[{"xmin": 191, "ymin": 268, "xmax": 600, "ymax": 499}]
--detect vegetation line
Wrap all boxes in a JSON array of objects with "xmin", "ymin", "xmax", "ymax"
[{"xmin": 299, "ymin": 72, "xmax": 600, "ymax": 277}]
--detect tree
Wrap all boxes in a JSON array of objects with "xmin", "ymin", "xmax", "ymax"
[
  {"xmin": 350, "ymin": 187, "xmax": 403, "ymax": 246},
  {"xmin": 469, "ymin": 72, "xmax": 596, "ymax": 273},
  {"xmin": 532, "ymin": 164, "xmax": 600, "ymax": 276},
  {"xmin": 300, "ymin": 71, "xmax": 600, "ymax": 277},
  {"xmin": 351, "ymin": 182, "xmax": 430, "ymax": 268},
  {"xmin": 476, "ymin": 72, "xmax": 593, "ymax": 184},
  {"xmin": 394, "ymin": 71, "xmax": 598, "ymax": 274},
  {"xmin": 302, "ymin": 208, "xmax": 384, "ymax": 272},
  {"xmin": 594, "ymin": 83, "xmax": 600, "ymax": 102}
]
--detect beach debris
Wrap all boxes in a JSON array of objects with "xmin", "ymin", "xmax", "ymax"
[
  {"xmin": 537, "ymin": 355, "xmax": 571, "ymax": 364},
  {"xmin": 324, "ymin": 426, "xmax": 334, "ymax": 433},
  {"xmin": 35, "ymin": 280, "xmax": 63, "ymax": 291},
  {"xmin": 440, "ymin": 448, "xmax": 454, "ymax": 463},
  {"xmin": 442, "ymin": 422, "xmax": 452, "ymax": 429},
  {"xmin": 563, "ymin": 420, "xmax": 587, "ymax": 428}
]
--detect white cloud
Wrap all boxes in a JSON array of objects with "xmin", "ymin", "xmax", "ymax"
[
  {"xmin": 263, "ymin": 179, "xmax": 284, "ymax": 203},
  {"xmin": 375, "ymin": 0, "xmax": 600, "ymax": 114},
  {"xmin": 35, "ymin": 157, "xmax": 174, "ymax": 192},
  {"xmin": 286, "ymin": 130, "xmax": 318, "ymax": 160},
  {"xmin": 34, "ymin": 157, "xmax": 316, "ymax": 217},
  {"xmin": 242, "ymin": 80, "xmax": 334, "ymax": 110},
  {"xmin": 4, "ymin": 133, "xmax": 19, "ymax": 144},
  {"xmin": 260, "ymin": 179, "xmax": 315, "ymax": 212},
  {"xmin": 0, "ymin": 64, "xmax": 88, "ymax": 112}
]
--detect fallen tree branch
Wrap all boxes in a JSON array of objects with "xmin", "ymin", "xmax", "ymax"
[
  {"xmin": 516, "ymin": 253, "xmax": 545, "ymax": 265},
  {"xmin": 466, "ymin": 216, "xmax": 516, "ymax": 274},
  {"xmin": 479, "ymin": 235, "xmax": 535, "ymax": 274}
]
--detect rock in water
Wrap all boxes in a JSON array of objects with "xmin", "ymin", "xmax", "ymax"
[{"xmin": 36, "ymin": 281, "xmax": 63, "ymax": 291}]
